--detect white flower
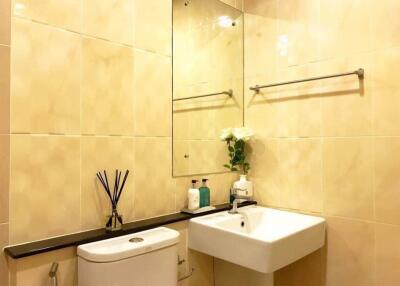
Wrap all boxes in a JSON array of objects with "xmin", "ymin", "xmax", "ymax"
[
  {"xmin": 220, "ymin": 128, "xmax": 233, "ymax": 141},
  {"xmin": 232, "ymin": 127, "xmax": 254, "ymax": 141}
]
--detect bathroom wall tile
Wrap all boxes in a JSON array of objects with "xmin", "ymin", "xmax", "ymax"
[
  {"xmin": 275, "ymin": 249, "xmax": 323, "ymax": 286},
  {"xmin": 81, "ymin": 136, "xmax": 134, "ymax": 230},
  {"xmin": 325, "ymin": 217, "xmax": 374, "ymax": 286},
  {"xmin": 243, "ymin": 3, "xmax": 277, "ymax": 78},
  {"xmin": 318, "ymin": 55, "xmax": 372, "ymax": 137},
  {"xmin": 373, "ymin": 47, "xmax": 400, "ymax": 136},
  {"xmin": 375, "ymin": 223, "xmax": 400, "ymax": 286},
  {"xmin": 166, "ymin": 221, "xmax": 189, "ymax": 281},
  {"xmin": 375, "ymin": 137, "xmax": 400, "ymax": 225},
  {"xmin": 276, "ymin": 0, "xmax": 320, "ymax": 67},
  {"xmin": 0, "ymin": 0, "xmax": 10, "ymax": 45},
  {"xmin": 0, "ymin": 135, "xmax": 9, "ymax": 224},
  {"xmin": 370, "ymin": 0, "xmax": 400, "ymax": 50},
  {"xmin": 214, "ymin": 258, "xmax": 273, "ymax": 286},
  {"xmin": 245, "ymin": 76, "xmax": 280, "ymax": 138},
  {"xmin": 133, "ymin": 0, "xmax": 172, "ymax": 56},
  {"xmin": 319, "ymin": 0, "xmax": 372, "ymax": 60},
  {"xmin": 9, "ymin": 135, "xmax": 80, "ymax": 244},
  {"xmin": 0, "ymin": 224, "xmax": 9, "ymax": 286},
  {"xmin": 322, "ymin": 138, "xmax": 374, "ymax": 220},
  {"xmin": 134, "ymin": 137, "xmax": 175, "ymax": 219},
  {"xmin": 11, "ymin": 19, "xmax": 81, "ymax": 135},
  {"xmin": 83, "ymin": 0, "xmax": 133, "ymax": 45},
  {"xmin": 275, "ymin": 64, "xmax": 322, "ymax": 138},
  {"xmin": 133, "ymin": 49, "xmax": 171, "ymax": 137},
  {"xmin": 279, "ymin": 138, "xmax": 323, "ymax": 213},
  {"xmin": 81, "ymin": 37, "xmax": 134, "ymax": 136},
  {"xmin": 12, "ymin": 0, "xmax": 81, "ymax": 32},
  {"xmin": 188, "ymin": 250, "xmax": 214, "ymax": 286},
  {"xmin": 0, "ymin": 45, "xmax": 10, "ymax": 134},
  {"xmin": 9, "ymin": 247, "xmax": 77, "ymax": 286},
  {"xmin": 249, "ymin": 137, "xmax": 280, "ymax": 207}
]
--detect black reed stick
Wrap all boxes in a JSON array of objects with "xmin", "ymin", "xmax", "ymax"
[
  {"xmin": 116, "ymin": 170, "xmax": 129, "ymax": 204},
  {"xmin": 97, "ymin": 169, "xmax": 129, "ymax": 209},
  {"xmin": 96, "ymin": 172, "xmax": 113, "ymax": 203}
]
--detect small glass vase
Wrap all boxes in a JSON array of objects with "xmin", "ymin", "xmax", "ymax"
[{"xmin": 106, "ymin": 207, "xmax": 123, "ymax": 232}]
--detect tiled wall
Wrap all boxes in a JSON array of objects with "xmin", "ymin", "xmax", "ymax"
[
  {"xmin": 244, "ymin": 0, "xmax": 400, "ymax": 285},
  {"xmin": 0, "ymin": 0, "xmax": 243, "ymax": 285}
]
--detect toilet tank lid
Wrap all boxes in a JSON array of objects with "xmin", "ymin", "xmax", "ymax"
[{"xmin": 77, "ymin": 227, "xmax": 180, "ymax": 263}]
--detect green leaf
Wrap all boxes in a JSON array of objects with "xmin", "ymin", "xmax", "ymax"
[
  {"xmin": 231, "ymin": 167, "xmax": 238, "ymax": 171},
  {"xmin": 223, "ymin": 164, "xmax": 231, "ymax": 169},
  {"xmin": 228, "ymin": 146, "xmax": 234, "ymax": 152}
]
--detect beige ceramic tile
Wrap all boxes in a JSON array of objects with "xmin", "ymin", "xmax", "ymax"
[
  {"xmin": 249, "ymin": 137, "xmax": 280, "ymax": 207},
  {"xmin": 325, "ymin": 217, "xmax": 374, "ymax": 286},
  {"xmin": 0, "ymin": 0, "xmax": 10, "ymax": 45},
  {"xmin": 134, "ymin": 137, "xmax": 175, "ymax": 219},
  {"xmin": 83, "ymin": 0, "xmax": 133, "ymax": 45},
  {"xmin": 214, "ymin": 258, "xmax": 273, "ymax": 286},
  {"xmin": 318, "ymin": 0, "xmax": 372, "ymax": 60},
  {"xmin": 13, "ymin": 0, "xmax": 81, "ymax": 32},
  {"xmin": 373, "ymin": 47, "xmax": 400, "ymax": 136},
  {"xmin": 133, "ymin": 49, "xmax": 171, "ymax": 137},
  {"xmin": 187, "ymin": 140, "xmax": 228, "ymax": 175},
  {"xmin": 243, "ymin": 4, "xmax": 277, "ymax": 78},
  {"xmin": 9, "ymin": 247, "xmax": 77, "ymax": 286},
  {"xmin": 375, "ymin": 223, "xmax": 400, "ymax": 286},
  {"xmin": 81, "ymin": 136, "xmax": 134, "ymax": 230},
  {"xmin": 279, "ymin": 138, "xmax": 323, "ymax": 213},
  {"xmin": 0, "ymin": 45, "xmax": 10, "ymax": 134},
  {"xmin": 318, "ymin": 55, "xmax": 372, "ymax": 137},
  {"xmin": 275, "ymin": 64, "xmax": 322, "ymax": 138},
  {"xmin": 81, "ymin": 37, "xmax": 134, "ymax": 136},
  {"xmin": 9, "ymin": 135, "xmax": 80, "ymax": 244},
  {"xmin": 173, "ymin": 140, "xmax": 190, "ymax": 177},
  {"xmin": 375, "ymin": 137, "xmax": 400, "ymax": 225},
  {"xmin": 275, "ymin": 249, "xmax": 323, "ymax": 286},
  {"xmin": 276, "ymin": 0, "xmax": 320, "ymax": 67},
  {"xmin": 11, "ymin": 18, "xmax": 81, "ymax": 135},
  {"xmin": 0, "ymin": 224, "xmax": 9, "ymax": 286},
  {"xmin": 323, "ymin": 138, "xmax": 374, "ymax": 220},
  {"xmin": 370, "ymin": 0, "xmax": 400, "ymax": 50},
  {"xmin": 133, "ymin": 0, "xmax": 172, "ymax": 56},
  {"xmin": 0, "ymin": 136, "xmax": 9, "ymax": 224},
  {"xmin": 188, "ymin": 249, "xmax": 214, "ymax": 286},
  {"xmin": 166, "ymin": 221, "xmax": 189, "ymax": 280}
]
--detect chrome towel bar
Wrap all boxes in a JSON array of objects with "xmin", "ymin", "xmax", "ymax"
[
  {"xmin": 173, "ymin": 89, "xmax": 233, "ymax": 102},
  {"xmin": 249, "ymin": 68, "xmax": 364, "ymax": 92}
]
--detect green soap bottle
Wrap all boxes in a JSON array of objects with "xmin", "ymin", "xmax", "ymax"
[{"xmin": 199, "ymin": 179, "xmax": 210, "ymax": 207}]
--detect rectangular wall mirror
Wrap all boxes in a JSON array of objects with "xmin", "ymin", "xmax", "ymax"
[{"xmin": 172, "ymin": 0, "xmax": 244, "ymax": 176}]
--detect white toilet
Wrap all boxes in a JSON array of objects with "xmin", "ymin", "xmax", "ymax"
[{"xmin": 77, "ymin": 227, "xmax": 180, "ymax": 286}]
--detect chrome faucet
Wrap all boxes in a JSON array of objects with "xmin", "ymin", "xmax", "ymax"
[{"xmin": 228, "ymin": 192, "xmax": 251, "ymax": 214}]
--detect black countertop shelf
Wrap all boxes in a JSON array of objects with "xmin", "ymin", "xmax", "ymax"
[{"xmin": 4, "ymin": 201, "xmax": 257, "ymax": 259}]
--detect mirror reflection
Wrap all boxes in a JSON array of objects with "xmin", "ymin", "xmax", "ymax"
[{"xmin": 172, "ymin": 0, "xmax": 244, "ymax": 176}]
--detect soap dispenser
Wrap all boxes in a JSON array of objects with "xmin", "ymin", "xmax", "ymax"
[
  {"xmin": 199, "ymin": 179, "xmax": 210, "ymax": 207},
  {"xmin": 188, "ymin": 180, "xmax": 200, "ymax": 211}
]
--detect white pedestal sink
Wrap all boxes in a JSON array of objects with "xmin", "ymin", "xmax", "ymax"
[{"xmin": 188, "ymin": 205, "xmax": 325, "ymax": 274}]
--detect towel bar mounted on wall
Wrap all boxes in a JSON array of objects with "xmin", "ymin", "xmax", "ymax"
[
  {"xmin": 249, "ymin": 68, "xmax": 364, "ymax": 92},
  {"xmin": 173, "ymin": 89, "xmax": 233, "ymax": 102}
]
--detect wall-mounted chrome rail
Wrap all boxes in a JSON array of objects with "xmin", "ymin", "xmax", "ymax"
[
  {"xmin": 249, "ymin": 68, "xmax": 364, "ymax": 92},
  {"xmin": 173, "ymin": 89, "xmax": 233, "ymax": 102}
]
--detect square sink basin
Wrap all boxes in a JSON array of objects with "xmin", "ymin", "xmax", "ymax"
[{"xmin": 188, "ymin": 205, "xmax": 325, "ymax": 273}]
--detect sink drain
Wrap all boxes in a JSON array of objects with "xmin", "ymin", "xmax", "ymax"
[{"xmin": 129, "ymin": 237, "xmax": 144, "ymax": 243}]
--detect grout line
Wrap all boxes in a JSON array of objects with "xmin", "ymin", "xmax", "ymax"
[{"xmin": 11, "ymin": 15, "xmax": 172, "ymax": 57}]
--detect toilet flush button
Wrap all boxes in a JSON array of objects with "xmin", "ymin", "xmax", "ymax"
[{"xmin": 129, "ymin": 237, "xmax": 144, "ymax": 243}]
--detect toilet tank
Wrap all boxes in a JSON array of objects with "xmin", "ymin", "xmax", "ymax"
[{"xmin": 77, "ymin": 227, "xmax": 180, "ymax": 286}]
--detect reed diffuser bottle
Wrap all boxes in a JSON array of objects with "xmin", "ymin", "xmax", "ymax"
[{"xmin": 96, "ymin": 169, "xmax": 130, "ymax": 231}]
